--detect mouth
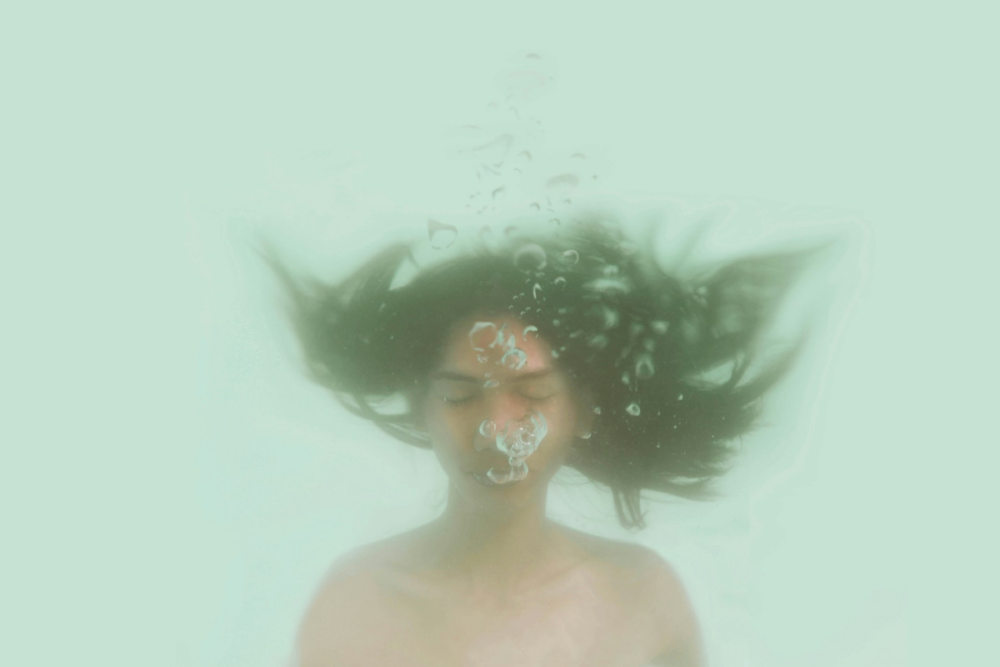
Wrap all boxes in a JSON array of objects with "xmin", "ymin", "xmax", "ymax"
[{"xmin": 468, "ymin": 471, "xmax": 522, "ymax": 487}]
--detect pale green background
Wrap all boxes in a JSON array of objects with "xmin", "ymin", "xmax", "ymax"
[{"xmin": 2, "ymin": 2, "xmax": 995, "ymax": 666}]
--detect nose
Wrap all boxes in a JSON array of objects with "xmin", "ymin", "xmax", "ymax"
[{"xmin": 473, "ymin": 390, "xmax": 526, "ymax": 452}]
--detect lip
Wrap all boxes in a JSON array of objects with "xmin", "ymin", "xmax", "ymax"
[{"xmin": 468, "ymin": 471, "xmax": 522, "ymax": 487}]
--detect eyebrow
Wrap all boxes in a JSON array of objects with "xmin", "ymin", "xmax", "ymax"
[{"xmin": 429, "ymin": 369, "xmax": 556, "ymax": 384}]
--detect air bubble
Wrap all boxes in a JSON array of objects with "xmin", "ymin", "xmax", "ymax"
[
  {"xmin": 635, "ymin": 355, "xmax": 654, "ymax": 379},
  {"xmin": 599, "ymin": 306, "xmax": 619, "ymax": 330},
  {"xmin": 651, "ymin": 320, "xmax": 670, "ymax": 335},
  {"xmin": 588, "ymin": 334, "xmax": 608, "ymax": 349},
  {"xmin": 533, "ymin": 283, "xmax": 543, "ymax": 300},
  {"xmin": 626, "ymin": 402, "xmax": 641, "ymax": 416},
  {"xmin": 583, "ymin": 277, "xmax": 630, "ymax": 294},
  {"xmin": 484, "ymin": 379, "xmax": 500, "ymax": 389},
  {"xmin": 593, "ymin": 406, "xmax": 601, "ymax": 414},
  {"xmin": 546, "ymin": 173, "xmax": 579, "ymax": 194},
  {"xmin": 562, "ymin": 249, "xmax": 580, "ymax": 266},
  {"xmin": 500, "ymin": 347, "xmax": 528, "ymax": 370},
  {"xmin": 523, "ymin": 325, "xmax": 539, "ymax": 340},
  {"xmin": 477, "ymin": 354, "xmax": 488, "ymax": 364},
  {"xmin": 514, "ymin": 244, "xmax": 547, "ymax": 273},
  {"xmin": 554, "ymin": 276, "xmax": 567, "ymax": 289},
  {"xmin": 488, "ymin": 322, "xmax": 515, "ymax": 351},
  {"xmin": 469, "ymin": 321, "xmax": 498, "ymax": 351},
  {"xmin": 487, "ymin": 458, "xmax": 529, "ymax": 484},
  {"xmin": 428, "ymin": 219, "xmax": 458, "ymax": 249},
  {"xmin": 479, "ymin": 420, "xmax": 497, "ymax": 438}
]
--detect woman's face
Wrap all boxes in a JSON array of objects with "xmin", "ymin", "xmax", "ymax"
[{"xmin": 418, "ymin": 313, "xmax": 590, "ymax": 516}]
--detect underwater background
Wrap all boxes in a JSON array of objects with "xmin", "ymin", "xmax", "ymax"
[{"xmin": 4, "ymin": 2, "xmax": 995, "ymax": 666}]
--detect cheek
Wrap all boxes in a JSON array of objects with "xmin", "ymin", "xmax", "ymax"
[
  {"xmin": 425, "ymin": 406, "xmax": 471, "ymax": 460},
  {"xmin": 532, "ymin": 400, "xmax": 578, "ymax": 460}
]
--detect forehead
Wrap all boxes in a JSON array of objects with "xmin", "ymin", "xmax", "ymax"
[{"xmin": 437, "ymin": 314, "xmax": 555, "ymax": 374}]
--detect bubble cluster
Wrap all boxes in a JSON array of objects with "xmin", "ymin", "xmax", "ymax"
[{"xmin": 484, "ymin": 411, "xmax": 549, "ymax": 484}]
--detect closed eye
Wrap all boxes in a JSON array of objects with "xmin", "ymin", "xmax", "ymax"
[
  {"xmin": 442, "ymin": 393, "xmax": 552, "ymax": 405},
  {"xmin": 441, "ymin": 396, "xmax": 477, "ymax": 405}
]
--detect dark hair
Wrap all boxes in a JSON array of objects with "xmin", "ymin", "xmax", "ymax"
[{"xmin": 260, "ymin": 217, "xmax": 814, "ymax": 528}]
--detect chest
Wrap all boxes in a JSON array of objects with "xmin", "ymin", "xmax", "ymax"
[{"xmin": 345, "ymin": 575, "xmax": 660, "ymax": 667}]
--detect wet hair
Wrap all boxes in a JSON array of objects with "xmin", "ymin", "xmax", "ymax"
[{"xmin": 261, "ymin": 218, "xmax": 814, "ymax": 528}]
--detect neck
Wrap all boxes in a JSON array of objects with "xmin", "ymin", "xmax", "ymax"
[{"xmin": 428, "ymin": 484, "xmax": 564, "ymax": 595}]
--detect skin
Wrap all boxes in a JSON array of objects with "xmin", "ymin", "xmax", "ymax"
[{"xmin": 295, "ymin": 315, "xmax": 706, "ymax": 667}]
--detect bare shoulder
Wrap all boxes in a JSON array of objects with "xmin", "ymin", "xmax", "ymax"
[
  {"xmin": 627, "ymin": 551, "xmax": 705, "ymax": 667},
  {"xmin": 294, "ymin": 533, "xmax": 424, "ymax": 666},
  {"xmin": 556, "ymin": 526, "xmax": 683, "ymax": 586},
  {"xmin": 556, "ymin": 528, "xmax": 705, "ymax": 666}
]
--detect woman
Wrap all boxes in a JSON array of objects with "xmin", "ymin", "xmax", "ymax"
[{"xmin": 264, "ymin": 217, "xmax": 810, "ymax": 666}]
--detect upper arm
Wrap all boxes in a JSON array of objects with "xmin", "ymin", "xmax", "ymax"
[
  {"xmin": 640, "ymin": 553, "xmax": 707, "ymax": 667},
  {"xmin": 294, "ymin": 554, "xmax": 382, "ymax": 667}
]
